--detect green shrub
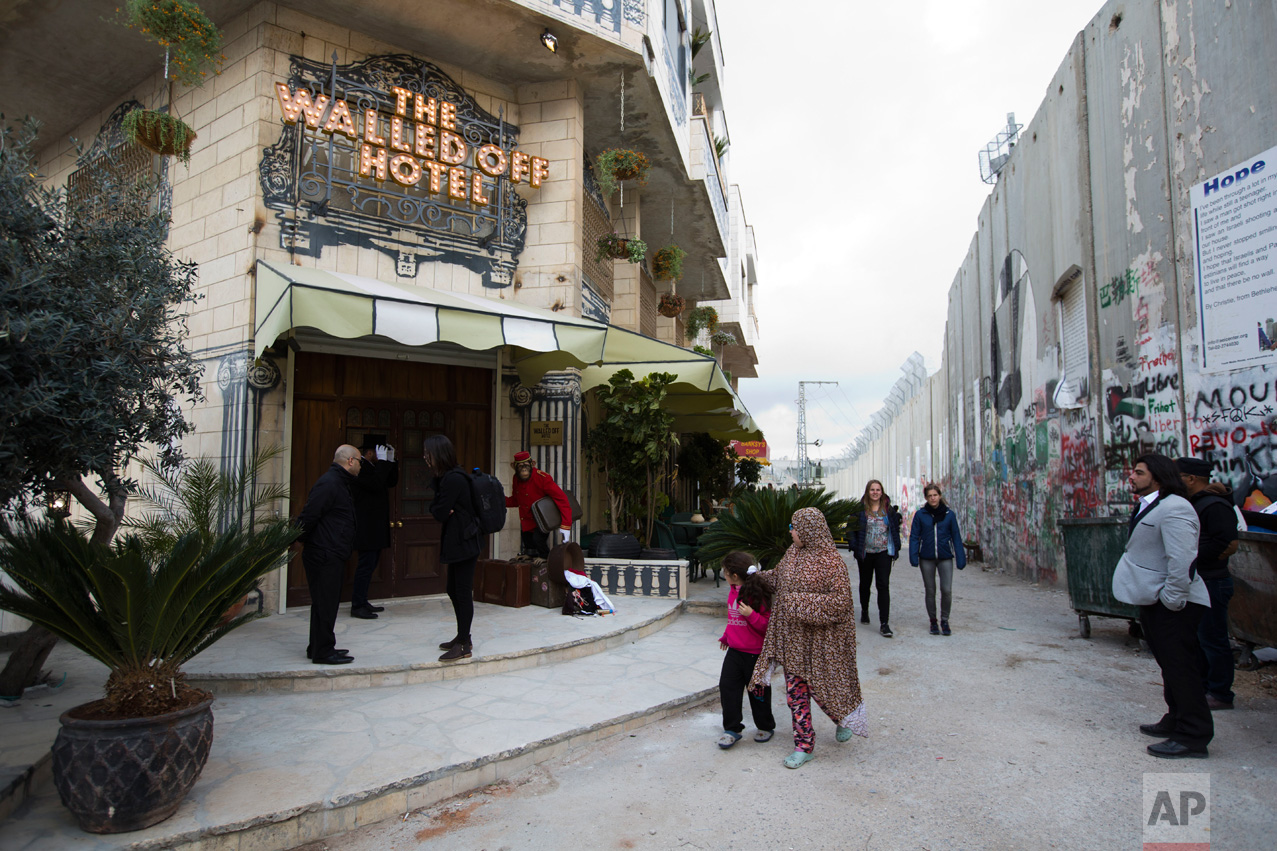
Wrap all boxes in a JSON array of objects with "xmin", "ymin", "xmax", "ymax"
[{"xmin": 696, "ymin": 487, "xmax": 859, "ymax": 570}]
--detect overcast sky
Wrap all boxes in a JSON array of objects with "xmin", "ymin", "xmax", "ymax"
[{"xmin": 715, "ymin": 0, "xmax": 1107, "ymax": 460}]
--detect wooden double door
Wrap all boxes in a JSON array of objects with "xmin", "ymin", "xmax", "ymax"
[{"xmin": 286, "ymin": 352, "xmax": 492, "ymax": 607}]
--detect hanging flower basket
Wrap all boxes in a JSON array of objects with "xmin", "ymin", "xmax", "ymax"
[
  {"xmin": 711, "ymin": 330, "xmax": 738, "ymax": 347},
  {"xmin": 684, "ymin": 305, "xmax": 720, "ymax": 340},
  {"xmin": 122, "ymin": 0, "xmax": 225, "ymax": 87},
  {"xmin": 652, "ymin": 245, "xmax": 687, "ymax": 282},
  {"xmin": 122, "ymin": 109, "xmax": 197, "ymax": 164},
  {"xmin": 658, "ymin": 292, "xmax": 685, "ymax": 317},
  {"xmin": 595, "ymin": 233, "xmax": 648, "ymax": 264},
  {"xmin": 595, "ymin": 149, "xmax": 652, "ymax": 196}
]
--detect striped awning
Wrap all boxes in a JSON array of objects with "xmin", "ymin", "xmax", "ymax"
[{"xmin": 253, "ymin": 261, "xmax": 760, "ymax": 439}]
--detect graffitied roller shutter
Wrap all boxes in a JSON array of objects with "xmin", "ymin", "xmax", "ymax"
[{"xmin": 1061, "ymin": 280, "xmax": 1088, "ymax": 377}]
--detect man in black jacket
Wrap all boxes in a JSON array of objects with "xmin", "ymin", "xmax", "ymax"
[
  {"xmin": 1177, "ymin": 457, "xmax": 1239, "ymax": 710},
  {"xmin": 296, "ymin": 444, "xmax": 361, "ymax": 665},
  {"xmin": 350, "ymin": 435, "xmax": 399, "ymax": 619}
]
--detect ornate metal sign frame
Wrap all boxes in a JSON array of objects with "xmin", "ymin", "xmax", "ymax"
[{"xmin": 259, "ymin": 53, "xmax": 535, "ymax": 288}]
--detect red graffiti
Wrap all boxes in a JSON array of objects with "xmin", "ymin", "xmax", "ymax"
[
  {"xmin": 1189, "ymin": 419, "xmax": 1274, "ymax": 453},
  {"xmin": 1138, "ymin": 350, "xmax": 1177, "ymax": 371}
]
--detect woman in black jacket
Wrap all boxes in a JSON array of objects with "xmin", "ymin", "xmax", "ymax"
[
  {"xmin": 849, "ymin": 479, "xmax": 903, "ymax": 637},
  {"xmin": 426, "ymin": 434, "xmax": 482, "ymax": 661}
]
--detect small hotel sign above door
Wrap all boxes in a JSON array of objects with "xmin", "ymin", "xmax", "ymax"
[
  {"xmin": 530, "ymin": 420, "xmax": 564, "ymax": 446},
  {"xmin": 260, "ymin": 53, "xmax": 548, "ymax": 288}
]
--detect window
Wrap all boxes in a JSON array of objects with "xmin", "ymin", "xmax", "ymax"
[{"xmin": 66, "ymin": 140, "xmax": 159, "ymax": 224}]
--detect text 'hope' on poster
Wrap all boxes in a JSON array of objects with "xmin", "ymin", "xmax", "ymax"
[{"xmin": 1195, "ymin": 143, "xmax": 1277, "ymax": 372}]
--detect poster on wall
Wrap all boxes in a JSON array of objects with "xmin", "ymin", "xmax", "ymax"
[{"xmin": 1194, "ymin": 143, "xmax": 1277, "ymax": 372}]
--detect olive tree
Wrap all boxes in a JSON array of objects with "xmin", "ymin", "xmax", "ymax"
[{"xmin": 0, "ymin": 119, "xmax": 203, "ymax": 695}]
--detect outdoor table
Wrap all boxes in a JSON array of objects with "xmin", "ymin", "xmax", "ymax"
[{"xmin": 672, "ymin": 520, "xmax": 716, "ymax": 584}]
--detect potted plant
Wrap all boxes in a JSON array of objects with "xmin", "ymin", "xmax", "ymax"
[
  {"xmin": 684, "ymin": 305, "xmax": 719, "ymax": 341},
  {"xmin": 595, "ymin": 148, "xmax": 652, "ymax": 196},
  {"xmin": 584, "ymin": 369, "xmax": 679, "ymax": 548},
  {"xmin": 696, "ymin": 486, "xmax": 858, "ymax": 571},
  {"xmin": 711, "ymin": 329, "xmax": 738, "ymax": 348},
  {"xmin": 651, "ymin": 245, "xmax": 687, "ymax": 281},
  {"xmin": 123, "ymin": 0, "xmax": 224, "ymax": 87},
  {"xmin": 658, "ymin": 292, "xmax": 685, "ymax": 318},
  {"xmin": 121, "ymin": 108, "xmax": 197, "ymax": 163},
  {"xmin": 119, "ymin": 0, "xmax": 225, "ymax": 164},
  {"xmin": 595, "ymin": 232, "xmax": 647, "ymax": 264},
  {"xmin": 0, "ymin": 451, "xmax": 298, "ymax": 834}
]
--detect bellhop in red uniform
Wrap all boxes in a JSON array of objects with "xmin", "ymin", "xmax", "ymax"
[{"xmin": 505, "ymin": 451, "xmax": 571, "ymax": 556}]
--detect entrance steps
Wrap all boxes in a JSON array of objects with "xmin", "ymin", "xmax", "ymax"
[{"xmin": 1, "ymin": 600, "xmax": 726, "ymax": 851}]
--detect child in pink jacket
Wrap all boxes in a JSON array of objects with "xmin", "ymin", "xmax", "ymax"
[{"xmin": 717, "ymin": 551, "xmax": 775, "ymax": 748}]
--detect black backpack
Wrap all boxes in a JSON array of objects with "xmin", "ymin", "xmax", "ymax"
[{"xmin": 467, "ymin": 468, "xmax": 508, "ymax": 534}]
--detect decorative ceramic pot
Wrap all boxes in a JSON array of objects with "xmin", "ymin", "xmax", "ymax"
[{"xmin": 51, "ymin": 695, "xmax": 215, "ymax": 833}]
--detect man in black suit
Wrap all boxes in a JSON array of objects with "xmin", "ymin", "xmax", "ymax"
[
  {"xmin": 296, "ymin": 444, "xmax": 360, "ymax": 665},
  {"xmin": 350, "ymin": 434, "xmax": 399, "ymax": 619}
]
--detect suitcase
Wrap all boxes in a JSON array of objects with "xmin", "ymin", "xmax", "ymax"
[
  {"xmin": 472, "ymin": 559, "xmax": 530, "ymax": 608},
  {"xmin": 531, "ymin": 489, "xmax": 582, "ymax": 533},
  {"xmin": 527, "ymin": 557, "xmax": 564, "ymax": 609}
]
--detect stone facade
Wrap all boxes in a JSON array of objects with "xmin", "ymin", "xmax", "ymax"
[{"xmin": 2, "ymin": 0, "xmax": 761, "ymax": 624}]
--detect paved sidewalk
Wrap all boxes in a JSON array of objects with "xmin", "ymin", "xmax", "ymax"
[
  {"xmin": 1, "ymin": 598, "xmax": 726, "ymax": 851},
  {"xmin": 0, "ymin": 595, "xmax": 679, "ymax": 812}
]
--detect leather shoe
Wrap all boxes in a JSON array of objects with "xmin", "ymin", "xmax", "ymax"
[
  {"xmin": 366, "ymin": 604, "xmax": 385, "ymax": 612},
  {"xmin": 350, "ymin": 607, "xmax": 379, "ymax": 619},
  {"xmin": 1147, "ymin": 739, "xmax": 1207, "ymax": 759},
  {"xmin": 438, "ymin": 643, "xmax": 472, "ymax": 662},
  {"xmin": 1206, "ymin": 695, "xmax": 1234, "ymax": 710},
  {"xmin": 306, "ymin": 647, "xmax": 347, "ymax": 659},
  {"xmin": 312, "ymin": 652, "xmax": 354, "ymax": 665},
  {"xmin": 1139, "ymin": 722, "xmax": 1174, "ymax": 737}
]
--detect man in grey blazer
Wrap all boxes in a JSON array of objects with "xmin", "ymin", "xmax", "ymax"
[{"xmin": 1111, "ymin": 453, "xmax": 1213, "ymax": 758}]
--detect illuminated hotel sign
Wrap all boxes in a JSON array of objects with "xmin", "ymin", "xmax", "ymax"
[
  {"xmin": 273, "ymin": 84, "xmax": 549, "ymax": 201},
  {"xmin": 260, "ymin": 54, "xmax": 543, "ymax": 287}
]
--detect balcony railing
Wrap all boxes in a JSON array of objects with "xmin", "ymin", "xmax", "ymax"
[
  {"xmin": 527, "ymin": 0, "xmax": 646, "ymax": 34},
  {"xmin": 692, "ymin": 92, "xmax": 713, "ymax": 135},
  {"xmin": 695, "ymin": 118, "xmax": 728, "ymax": 244}
]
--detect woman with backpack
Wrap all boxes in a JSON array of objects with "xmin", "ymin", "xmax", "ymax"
[
  {"xmin": 909, "ymin": 483, "xmax": 967, "ymax": 636},
  {"xmin": 426, "ymin": 434, "xmax": 482, "ymax": 661}
]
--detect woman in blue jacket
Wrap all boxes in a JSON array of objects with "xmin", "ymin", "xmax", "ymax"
[
  {"xmin": 908, "ymin": 483, "xmax": 966, "ymax": 635},
  {"xmin": 850, "ymin": 479, "xmax": 902, "ymax": 638}
]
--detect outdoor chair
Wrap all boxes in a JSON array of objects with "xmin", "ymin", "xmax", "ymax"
[{"xmin": 651, "ymin": 520, "xmax": 698, "ymax": 578}]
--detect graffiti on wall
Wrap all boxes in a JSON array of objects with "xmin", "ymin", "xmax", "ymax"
[
  {"xmin": 1100, "ymin": 258, "xmax": 1184, "ymax": 512},
  {"xmin": 991, "ymin": 251, "xmax": 1032, "ymax": 416},
  {"xmin": 1188, "ymin": 369, "xmax": 1277, "ymax": 509}
]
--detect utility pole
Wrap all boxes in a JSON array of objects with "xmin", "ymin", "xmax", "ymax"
[{"xmin": 797, "ymin": 381, "xmax": 837, "ymax": 487}]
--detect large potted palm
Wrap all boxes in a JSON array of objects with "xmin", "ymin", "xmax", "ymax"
[
  {"xmin": 0, "ymin": 452, "xmax": 298, "ymax": 834},
  {"xmin": 696, "ymin": 486, "xmax": 858, "ymax": 571}
]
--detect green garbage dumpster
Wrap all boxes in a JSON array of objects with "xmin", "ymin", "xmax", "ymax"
[{"xmin": 1059, "ymin": 517, "xmax": 1141, "ymax": 638}]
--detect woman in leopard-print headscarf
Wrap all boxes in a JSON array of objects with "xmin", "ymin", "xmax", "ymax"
[{"xmin": 749, "ymin": 506, "xmax": 867, "ymax": 768}]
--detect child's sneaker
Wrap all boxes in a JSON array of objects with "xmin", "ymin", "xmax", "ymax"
[{"xmin": 717, "ymin": 731, "xmax": 742, "ymax": 749}]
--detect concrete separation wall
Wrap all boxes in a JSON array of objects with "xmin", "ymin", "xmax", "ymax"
[{"xmin": 833, "ymin": 0, "xmax": 1277, "ymax": 586}]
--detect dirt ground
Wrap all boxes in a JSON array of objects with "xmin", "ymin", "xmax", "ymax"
[{"xmin": 294, "ymin": 564, "xmax": 1277, "ymax": 851}]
